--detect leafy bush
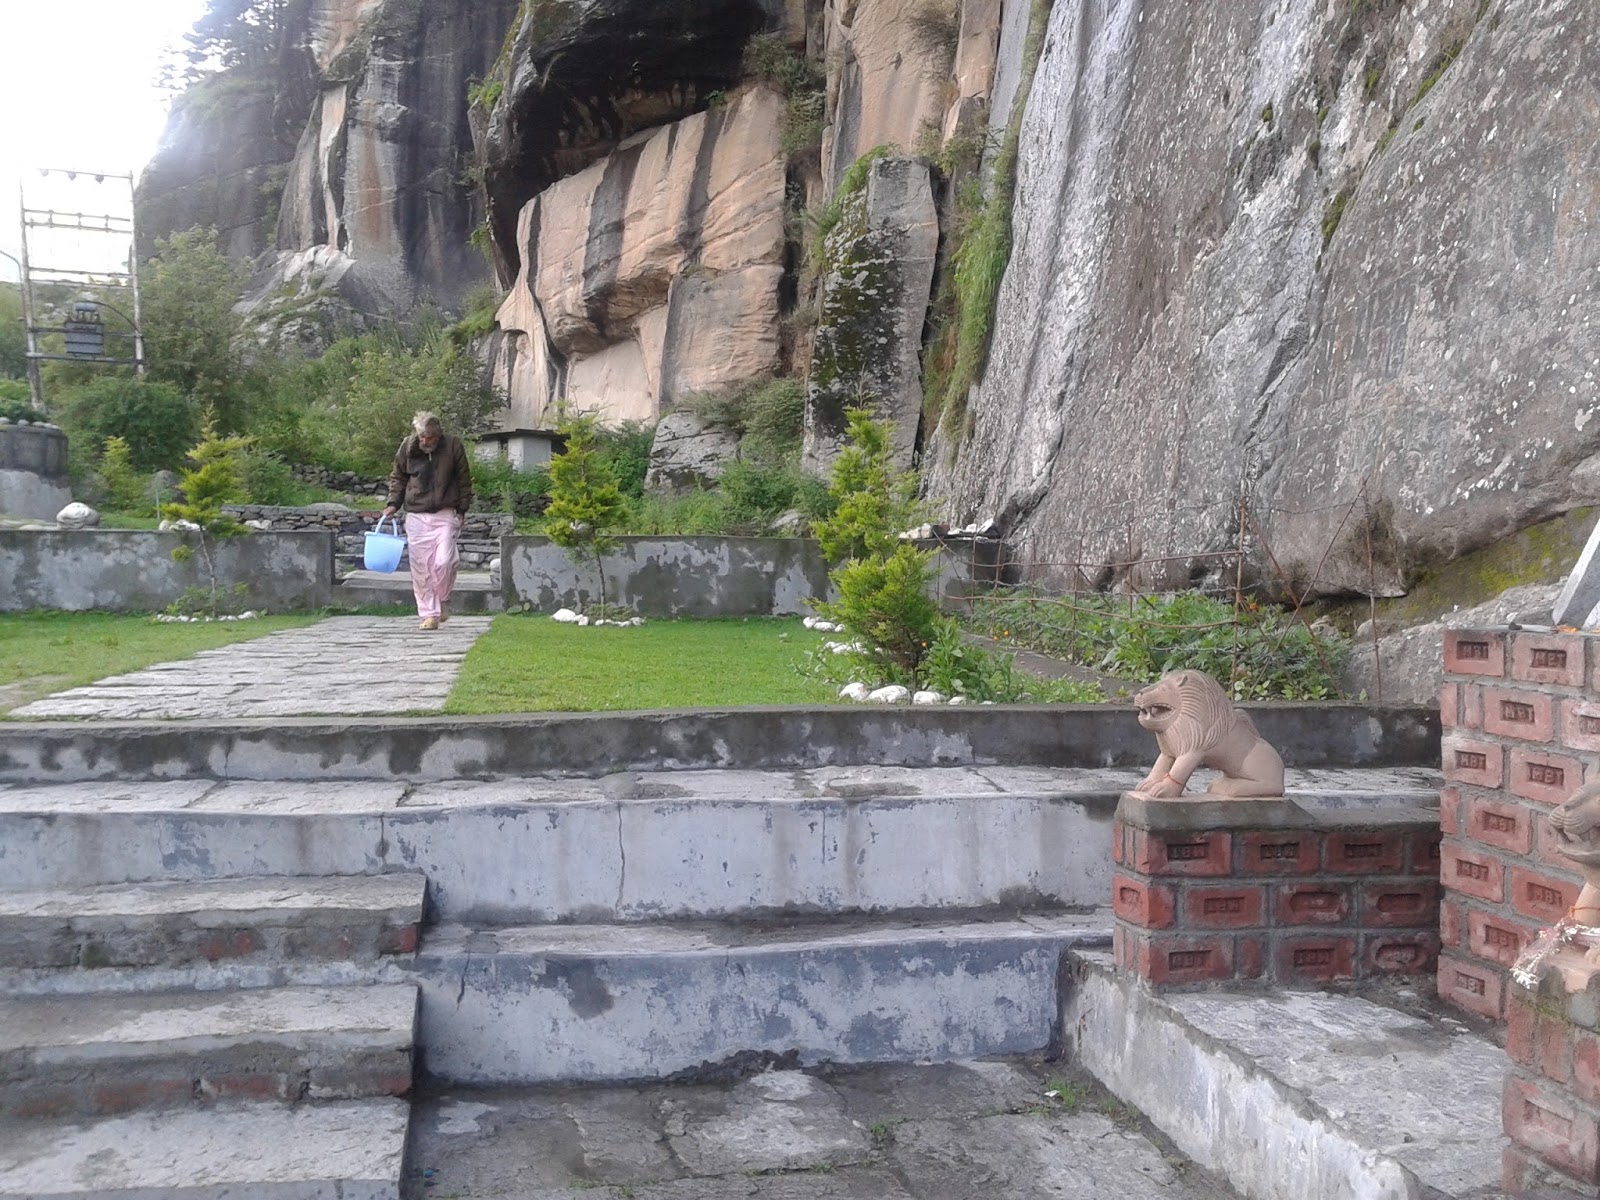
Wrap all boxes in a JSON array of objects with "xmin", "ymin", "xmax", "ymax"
[
  {"xmin": 811, "ymin": 408, "xmax": 919, "ymax": 564},
  {"xmin": 591, "ymin": 421, "xmax": 654, "ymax": 499},
  {"xmin": 300, "ymin": 330, "xmax": 503, "ymax": 475},
  {"xmin": 0, "ymin": 384, "xmax": 47, "ymax": 422},
  {"xmin": 54, "ymin": 376, "xmax": 198, "ymax": 473},
  {"xmin": 686, "ymin": 377, "xmax": 806, "ymax": 466},
  {"xmin": 966, "ymin": 590, "xmax": 1348, "ymax": 700},
  {"xmin": 96, "ymin": 437, "xmax": 149, "ymax": 514},
  {"xmin": 472, "ymin": 455, "xmax": 550, "ymax": 517}
]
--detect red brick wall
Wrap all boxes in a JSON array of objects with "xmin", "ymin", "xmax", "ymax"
[
  {"xmin": 1440, "ymin": 629, "xmax": 1596, "ymax": 1022},
  {"xmin": 1504, "ymin": 968, "xmax": 1600, "ymax": 1194},
  {"xmin": 1111, "ymin": 794, "xmax": 1441, "ymax": 988}
]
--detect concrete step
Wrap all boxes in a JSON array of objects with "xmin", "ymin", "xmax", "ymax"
[
  {"xmin": 1062, "ymin": 949, "xmax": 1506, "ymax": 1200},
  {"xmin": 0, "ymin": 873, "xmax": 426, "ymax": 972},
  {"xmin": 412, "ymin": 912, "xmax": 1112, "ymax": 1085},
  {"xmin": 0, "ymin": 1097, "xmax": 410, "ymax": 1199},
  {"xmin": 0, "ymin": 768, "xmax": 1439, "ymax": 923},
  {"xmin": 0, "ymin": 983, "xmax": 417, "ymax": 1120}
]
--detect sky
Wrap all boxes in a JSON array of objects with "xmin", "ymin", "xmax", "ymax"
[{"xmin": 0, "ymin": 0, "xmax": 207, "ymax": 281}]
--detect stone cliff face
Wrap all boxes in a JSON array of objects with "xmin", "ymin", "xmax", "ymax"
[
  {"xmin": 142, "ymin": 0, "xmax": 1600, "ymax": 604},
  {"xmin": 926, "ymin": 0, "xmax": 1600, "ymax": 598},
  {"xmin": 142, "ymin": 0, "xmax": 516, "ymax": 338}
]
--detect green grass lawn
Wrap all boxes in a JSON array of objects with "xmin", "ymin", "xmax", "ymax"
[
  {"xmin": 445, "ymin": 614, "xmax": 840, "ymax": 713},
  {"xmin": 0, "ymin": 611, "xmax": 322, "ymax": 712}
]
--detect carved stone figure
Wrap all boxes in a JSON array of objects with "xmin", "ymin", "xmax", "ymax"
[
  {"xmin": 1550, "ymin": 782, "xmax": 1600, "ymax": 927},
  {"xmin": 1132, "ymin": 670, "xmax": 1285, "ymax": 799}
]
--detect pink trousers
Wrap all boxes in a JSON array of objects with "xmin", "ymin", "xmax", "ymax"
[{"xmin": 405, "ymin": 510, "xmax": 460, "ymax": 621}]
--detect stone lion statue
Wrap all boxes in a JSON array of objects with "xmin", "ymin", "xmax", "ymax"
[
  {"xmin": 1132, "ymin": 669, "xmax": 1285, "ymax": 799},
  {"xmin": 1549, "ymin": 782, "xmax": 1600, "ymax": 928}
]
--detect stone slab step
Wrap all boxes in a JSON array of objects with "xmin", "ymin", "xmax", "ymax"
[
  {"xmin": 413, "ymin": 912, "xmax": 1112, "ymax": 1085},
  {"xmin": 0, "ymin": 767, "xmax": 1439, "ymax": 923},
  {"xmin": 0, "ymin": 1097, "xmax": 409, "ymax": 1199},
  {"xmin": 0, "ymin": 983, "xmax": 417, "ymax": 1119},
  {"xmin": 1062, "ymin": 949, "xmax": 1505, "ymax": 1200},
  {"xmin": 0, "ymin": 874, "xmax": 426, "ymax": 971}
]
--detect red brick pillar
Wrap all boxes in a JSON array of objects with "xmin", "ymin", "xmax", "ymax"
[
  {"xmin": 1440, "ymin": 629, "xmax": 1597, "ymax": 1021},
  {"xmin": 1504, "ymin": 962, "xmax": 1600, "ymax": 1195},
  {"xmin": 1112, "ymin": 793, "xmax": 1440, "ymax": 988}
]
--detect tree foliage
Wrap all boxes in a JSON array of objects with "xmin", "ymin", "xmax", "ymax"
[
  {"xmin": 0, "ymin": 285, "xmax": 25, "ymax": 380},
  {"xmin": 165, "ymin": 0, "xmax": 292, "ymax": 88},
  {"xmin": 544, "ymin": 415, "xmax": 628, "ymax": 613},
  {"xmin": 54, "ymin": 376, "xmax": 197, "ymax": 473},
  {"xmin": 811, "ymin": 407, "xmax": 919, "ymax": 564},
  {"xmin": 161, "ymin": 422, "xmax": 253, "ymax": 616},
  {"xmin": 303, "ymin": 329, "xmax": 503, "ymax": 475},
  {"xmin": 140, "ymin": 228, "xmax": 247, "ymax": 427}
]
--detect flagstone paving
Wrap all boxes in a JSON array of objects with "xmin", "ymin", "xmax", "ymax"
[{"xmin": 11, "ymin": 616, "xmax": 494, "ymax": 720}]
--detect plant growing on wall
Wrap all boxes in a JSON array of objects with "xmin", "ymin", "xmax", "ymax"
[
  {"xmin": 543, "ymin": 415, "xmax": 628, "ymax": 615},
  {"xmin": 161, "ymin": 420, "xmax": 251, "ymax": 617}
]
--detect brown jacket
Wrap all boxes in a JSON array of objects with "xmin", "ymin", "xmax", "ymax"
[{"xmin": 386, "ymin": 433, "xmax": 474, "ymax": 515}]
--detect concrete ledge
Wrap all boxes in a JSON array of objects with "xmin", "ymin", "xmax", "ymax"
[
  {"xmin": 0, "ymin": 704, "xmax": 1440, "ymax": 782},
  {"xmin": 0, "ymin": 1097, "xmax": 409, "ymax": 1199},
  {"xmin": 0, "ymin": 874, "xmax": 425, "ymax": 971},
  {"xmin": 0, "ymin": 984, "xmax": 417, "ymax": 1118},
  {"xmin": 413, "ymin": 915, "xmax": 1110, "ymax": 1084},
  {"xmin": 1061, "ymin": 949, "xmax": 1505, "ymax": 1200}
]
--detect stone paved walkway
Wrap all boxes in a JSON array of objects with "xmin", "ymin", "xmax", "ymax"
[
  {"xmin": 405, "ymin": 1061, "xmax": 1243, "ymax": 1199},
  {"xmin": 12, "ymin": 616, "xmax": 494, "ymax": 720}
]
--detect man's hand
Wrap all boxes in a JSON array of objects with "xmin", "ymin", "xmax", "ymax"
[{"xmin": 381, "ymin": 505, "xmax": 397, "ymax": 519}]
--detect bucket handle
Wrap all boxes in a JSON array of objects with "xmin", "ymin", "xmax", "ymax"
[{"xmin": 373, "ymin": 515, "xmax": 400, "ymax": 536}]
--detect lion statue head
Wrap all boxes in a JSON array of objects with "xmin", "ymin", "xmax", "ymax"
[
  {"xmin": 1550, "ymin": 782, "xmax": 1600, "ymax": 871},
  {"xmin": 1133, "ymin": 669, "xmax": 1234, "ymax": 752}
]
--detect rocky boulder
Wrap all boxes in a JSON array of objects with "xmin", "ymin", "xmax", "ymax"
[
  {"xmin": 645, "ymin": 412, "xmax": 744, "ymax": 494},
  {"xmin": 491, "ymin": 86, "xmax": 788, "ymax": 429},
  {"xmin": 55, "ymin": 503, "xmax": 100, "ymax": 530},
  {"xmin": 803, "ymin": 155, "xmax": 938, "ymax": 474}
]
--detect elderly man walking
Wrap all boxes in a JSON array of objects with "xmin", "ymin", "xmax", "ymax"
[{"xmin": 382, "ymin": 411, "xmax": 474, "ymax": 631}]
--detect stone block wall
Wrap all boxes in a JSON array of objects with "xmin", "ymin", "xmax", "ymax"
[
  {"xmin": 1111, "ymin": 794, "xmax": 1441, "ymax": 988},
  {"xmin": 1504, "ymin": 964, "xmax": 1600, "ymax": 1195},
  {"xmin": 1438, "ymin": 629, "xmax": 1598, "ymax": 1022},
  {"xmin": 224, "ymin": 506, "xmax": 512, "ymax": 571}
]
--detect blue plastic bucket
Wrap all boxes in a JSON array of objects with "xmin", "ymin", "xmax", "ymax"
[{"xmin": 363, "ymin": 516, "xmax": 406, "ymax": 573}]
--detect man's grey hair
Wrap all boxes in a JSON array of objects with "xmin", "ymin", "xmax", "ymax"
[{"xmin": 412, "ymin": 411, "xmax": 442, "ymax": 435}]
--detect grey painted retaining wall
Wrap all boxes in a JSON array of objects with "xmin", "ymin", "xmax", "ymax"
[
  {"xmin": 505, "ymin": 535, "xmax": 998, "ymax": 617},
  {"xmin": 506, "ymin": 536, "xmax": 830, "ymax": 617},
  {"xmin": 0, "ymin": 424, "xmax": 71, "ymax": 522},
  {"xmin": 0, "ymin": 704, "xmax": 1440, "ymax": 782},
  {"xmin": 0, "ymin": 531, "xmax": 335, "ymax": 612}
]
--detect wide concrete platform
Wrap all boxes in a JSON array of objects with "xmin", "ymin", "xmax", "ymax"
[
  {"xmin": 405, "ymin": 1060, "xmax": 1243, "ymax": 1199},
  {"xmin": 0, "ymin": 767, "xmax": 1439, "ymax": 921},
  {"xmin": 1063, "ymin": 950, "xmax": 1507, "ymax": 1200},
  {"xmin": 10, "ymin": 616, "xmax": 494, "ymax": 720},
  {"xmin": 0, "ymin": 1097, "xmax": 411, "ymax": 1199}
]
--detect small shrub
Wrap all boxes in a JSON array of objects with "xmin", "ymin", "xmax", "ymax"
[
  {"xmin": 1321, "ymin": 184, "xmax": 1355, "ymax": 250},
  {"xmin": 906, "ymin": 1, "xmax": 961, "ymax": 73},
  {"xmin": 467, "ymin": 77, "xmax": 503, "ymax": 109},
  {"xmin": 544, "ymin": 416, "xmax": 628, "ymax": 611},
  {"xmin": 98, "ymin": 437, "xmax": 148, "ymax": 513}
]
